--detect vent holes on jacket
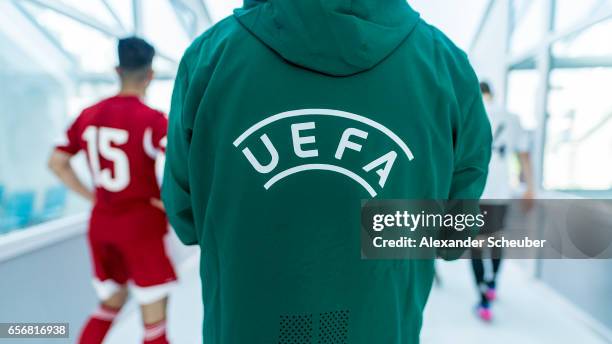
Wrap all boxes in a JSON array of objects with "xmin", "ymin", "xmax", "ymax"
[
  {"xmin": 279, "ymin": 314, "xmax": 313, "ymax": 344},
  {"xmin": 318, "ymin": 310, "xmax": 349, "ymax": 344}
]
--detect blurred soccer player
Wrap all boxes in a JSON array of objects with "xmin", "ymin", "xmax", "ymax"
[
  {"xmin": 48, "ymin": 37, "xmax": 175, "ymax": 344},
  {"xmin": 472, "ymin": 81, "xmax": 535, "ymax": 322},
  {"xmin": 162, "ymin": 1, "xmax": 491, "ymax": 342}
]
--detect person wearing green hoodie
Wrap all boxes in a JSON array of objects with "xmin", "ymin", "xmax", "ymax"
[{"xmin": 162, "ymin": 1, "xmax": 491, "ymax": 343}]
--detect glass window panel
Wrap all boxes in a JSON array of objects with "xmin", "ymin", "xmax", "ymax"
[
  {"xmin": 555, "ymin": 0, "xmax": 611, "ymax": 32},
  {"xmin": 142, "ymin": 0, "xmax": 190, "ymax": 61},
  {"xmin": 0, "ymin": 37, "xmax": 89, "ymax": 235},
  {"xmin": 553, "ymin": 19, "xmax": 612, "ymax": 58},
  {"xmin": 21, "ymin": 2, "xmax": 117, "ymax": 74},
  {"xmin": 153, "ymin": 57, "xmax": 179, "ymax": 77},
  {"xmin": 104, "ymin": 0, "xmax": 133, "ymax": 32},
  {"xmin": 510, "ymin": 0, "xmax": 547, "ymax": 55},
  {"xmin": 203, "ymin": 0, "xmax": 242, "ymax": 23},
  {"xmin": 544, "ymin": 68, "xmax": 612, "ymax": 191},
  {"xmin": 55, "ymin": 0, "xmax": 118, "ymax": 28},
  {"xmin": 0, "ymin": 0, "xmax": 213, "ymax": 235},
  {"xmin": 505, "ymin": 69, "xmax": 540, "ymax": 188},
  {"xmin": 410, "ymin": 0, "xmax": 489, "ymax": 51},
  {"xmin": 0, "ymin": 30, "xmax": 48, "ymax": 75},
  {"xmin": 147, "ymin": 80, "xmax": 175, "ymax": 115},
  {"xmin": 506, "ymin": 69, "xmax": 540, "ymax": 130}
]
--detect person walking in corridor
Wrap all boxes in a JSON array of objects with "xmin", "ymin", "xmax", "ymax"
[
  {"xmin": 49, "ymin": 37, "xmax": 175, "ymax": 344},
  {"xmin": 163, "ymin": 1, "xmax": 492, "ymax": 342}
]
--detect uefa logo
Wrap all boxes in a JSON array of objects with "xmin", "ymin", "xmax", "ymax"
[{"xmin": 233, "ymin": 109, "xmax": 415, "ymax": 197}]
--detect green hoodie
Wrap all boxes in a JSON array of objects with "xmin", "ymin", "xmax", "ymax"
[{"xmin": 163, "ymin": 1, "xmax": 491, "ymax": 343}]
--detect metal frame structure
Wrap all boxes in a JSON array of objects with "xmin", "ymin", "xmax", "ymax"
[
  {"xmin": 6, "ymin": 0, "xmax": 611, "ymax": 191},
  {"xmin": 469, "ymin": 0, "xmax": 495, "ymax": 53},
  {"xmin": 12, "ymin": 1, "xmax": 79, "ymax": 67},
  {"xmin": 8, "ymin": 0, "xmax": 213, "ymax": 82},
  {"xmin": 470, "ymin": 0, "xmax": 612, "ymax": 194}
]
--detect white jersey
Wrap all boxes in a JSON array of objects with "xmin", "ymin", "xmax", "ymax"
[{"xmin": 481, "ymin": 102, "xmax": 529, "ymax": 200}]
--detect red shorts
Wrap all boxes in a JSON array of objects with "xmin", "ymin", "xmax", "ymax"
[{"xmin": 88, "ymin": 204, "xmax": 177, "ymax": 303}]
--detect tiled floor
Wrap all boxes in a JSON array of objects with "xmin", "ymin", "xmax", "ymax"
[
  {"xmin": 421, "ymin": 261, "xmax": 609, "ymax": 344},
  {"xmin": 106, "ymin": 256, "xmax": 609, "ymax": 344}
]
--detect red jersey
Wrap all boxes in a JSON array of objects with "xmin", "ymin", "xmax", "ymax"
[
  {"xmin": 56, "ymin": 96, "xmax": 176, "ymax": 291},
  {"xmin": 56, "ymin": 95, "xmax": 168, "ymax": 209}
]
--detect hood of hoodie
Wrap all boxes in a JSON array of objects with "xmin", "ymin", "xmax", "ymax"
[{"xmin": 234, "ymin": 0, "xmax": 420, "ymax": 76}]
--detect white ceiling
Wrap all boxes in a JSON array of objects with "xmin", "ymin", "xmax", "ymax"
[
  {"xmin": 203, "ymin": 0, "xmax": 490, "ymax": 51},
  {"xmin": 203, "ymin": 0, "xmax": 242, "ymax": 23},
  {"xmin": 409, "ymin": 0, "xmax": 490, "ymax": 51}
]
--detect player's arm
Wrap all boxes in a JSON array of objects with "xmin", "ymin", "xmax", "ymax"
[
  {"xmin": 48, "ymin": 150, "xmax": 94, "ymax": 202},
  {"xmin": 519, "ymin": 152, "xmax": 535, "ymax": 196},
  {"xmin": 518, "ymin": 151, "xmax": 535, "ymax": 212},
  {"xmin": 513, "ymin": 116, "xmax": 535, "ymax": 210}
]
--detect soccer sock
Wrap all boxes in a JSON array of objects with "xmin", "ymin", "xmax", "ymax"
[
  {"xmin": 478, "ymin": 283, "xmax": 490, "ymax": 307},
  {"xmin": 470, "ymin": 251, "xmax": 485, "ymax": 285},
  {"xmin": 78, "ymin": 305, "xmax": 120, "ymax": 344},
  {"xmin": 471, "ymin": 253, "xmax": 490, "ymax": 307},
  {"xmin": 143, "ymin": 320, "xmax": 168, "ymax": 344},
  {"xmin": 492, "ymin": 258, "xmax": 502, "ymax": 276},
  {"xmin": 490, "ymin": 247, "xmax": 503, "ymax": 287},
  {"xmin": 486, "ymin": 276, "xmax": 497, "ymax": 289}
]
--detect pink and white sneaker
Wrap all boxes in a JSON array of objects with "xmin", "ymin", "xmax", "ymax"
[
  {"xmin": 477, "ymin": 305, "xmax": 493, "ymax": 322},
  {"xmin": 485, "ymin": 288, "xmax": 497, "ymax": 302}
]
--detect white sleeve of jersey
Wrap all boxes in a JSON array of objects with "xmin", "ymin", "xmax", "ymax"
[
  {"xmin": 509, "ymin": 113, "xmax": 530, "ymax": 153},
  {"xmin": 143, "ymin": 127, "xmax": 166, "ymax": 186},
  {"xmin": 143, "ymin": 127, "xmax": 159, "ymax": 159},
  {"xmin": 155, "ymin": 154, "xmax": 165, "ymax": 187}
]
